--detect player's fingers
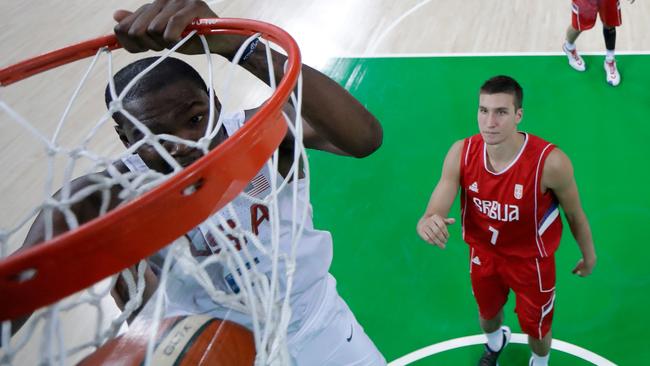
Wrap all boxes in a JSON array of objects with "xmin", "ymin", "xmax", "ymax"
[
  {"xmin": 127, "ymin": 1, "xmax": 170, "ymax": 51},
  {"xmin": 431, "ymin": 217, "xmax": 450, "ymax": 240},
  {"xmin": 113, "ymin": 9, "xmax": 133, "ymax": 23},
  {"xmin": 421, "ymin": 223, "xmax": 444, "ymax": 248},
  {"xmin": 114, "ymin": 5, "xmax": 152, "ymax": 52},
  {"xmin": 443, "ymin": 217, "xmax": 456, "ymax": 225},
  {"xmin": 572, "ymin": 260, "xmax": 583, "ymax": 275},
  {"xmin": 425, "ymin": 219, "xmax": 446, "ymax": 241},
  {"xmin": 162, "ymin": 1, "xmax": 217, "ymax": 43},
  {"xmin": 421, "ymin": 225, "xmax": 437, "ymax": 245},
  {"xmin": 422, "ymin": 231, "xmax": 436, "ymax": 246},
  {"xmin": 430, "ymin": 228, "xmax": 448, "ymax": 248},
  {"xmin": 417, "ymin": 225, "xmax": 433, "ymax": 244},
  {"xmin": 571, "ymin": 264, "xmax": 579, "ymax": 274},
  {"xmin": 147, "ymin": 0, "xmax": 190, "ymax": 46}
]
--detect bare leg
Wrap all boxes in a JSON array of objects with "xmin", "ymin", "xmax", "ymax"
[
  {"xmin": 566, "ymin": 25, "xmax": 581, "ymax": 44},
  {"xmin": 477, "ymin": 309, "xmax": 509, "ymax": 364},
  {"xmin": 479, "ymin": 308, "xmax": 504, "ymax": 333},
  {"xmin": 529, "ymin": 330, "xmax": 552, "ymax": 356}
]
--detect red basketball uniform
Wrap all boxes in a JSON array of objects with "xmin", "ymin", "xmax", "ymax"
[
  {"xmin": 460, "ymin": 132, "xmax": 561, "ymax": 338},
  {"xmin": 572, "ymin": 0, "xmax": 622, "ymax": 31}
]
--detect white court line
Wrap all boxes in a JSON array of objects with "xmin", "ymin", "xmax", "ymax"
[
  {"xmin": 333, "ymin": 50, "xmax": 650, "ymax": 59},
  {"xmin": 365, "ymin": 0, "xmax": 433, "ymax": 54},
  {"xmin": 358, "ymin": 0, "xmax": 650, "ymax": 58},
  {"xmin": 388, "ymin": 333, "xmax": 617, "ymax": 366}
]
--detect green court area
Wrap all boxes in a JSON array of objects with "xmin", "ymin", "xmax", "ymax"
[{"xmin": 310, "ymin": 55, "xmax": 650, "ymax": 365}]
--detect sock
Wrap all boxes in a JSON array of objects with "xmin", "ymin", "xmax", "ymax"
[
  {"xmin": 530, "ymin": 351, "xmax": 550, "ymax": 366},
  {"xmin": 606, "ymin": 49, "xmax": 615, "ymax": 62},
  {"xmin": 603, "ymin": 27, "xmax": 616, "ymax": 57},
  {"xmin": 486, "ymin": 328, "xmax": 504, "ymax": 352},
  {"xmin": 564, "ymin": 41, "xmax": 576, "ymax": 51}
]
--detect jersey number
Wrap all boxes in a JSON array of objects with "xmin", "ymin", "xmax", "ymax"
[{"xmin": 488, "ymin": 226, "xmax": 499, "ymax": 245}]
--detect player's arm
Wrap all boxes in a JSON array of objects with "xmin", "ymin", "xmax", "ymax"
[
  {"xmin": 10, "ymin": 175, "xmax": 158, "ymax": 334},
  {"xmin": 8, "ymin": 176, "xmax": 104, "ymax": 334},
  {"xmin": 112, "ymin": 0, "xmax": 382, "ymax": 158},
  {"xmin": 416, "ymin": 140, "xmax": 463, "ymax": 249},
  {"xmin": 542, "ymin": 148, "xmax": 596, "ymax": 277}
]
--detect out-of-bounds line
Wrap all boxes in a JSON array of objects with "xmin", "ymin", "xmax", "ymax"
[
  {"xmin": 337, "ymin": 50, "xmax": 650, "ymax": 59},
  {"xmin": 388, "ymin": 333, "xmax": 617, "ymax": 366}
]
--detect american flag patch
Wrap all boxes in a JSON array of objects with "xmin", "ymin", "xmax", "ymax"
[{"xmin": 245, "ymin": 174, "xmax": 270, "ymax": 197}]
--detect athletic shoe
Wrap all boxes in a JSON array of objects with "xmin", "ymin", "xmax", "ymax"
[
  {"xmin": 562, "ymin": 43, "xmax": 586, "ymax": 72},
  {"xmin": 477, "ymin": 326, "xmax": 512, "ymax": 366},
  {"xmin": 604, "ymin": 59, "xmax": 620, "ymax": 86}
]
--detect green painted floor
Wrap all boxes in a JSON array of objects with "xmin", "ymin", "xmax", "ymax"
[{"xmin": 309, "ymin": 55, "xmax": 650, "ymax": 365}]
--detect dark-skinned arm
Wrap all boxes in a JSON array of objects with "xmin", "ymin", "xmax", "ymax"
[{"xmin": 112, "ymin": 0, "xmax": 382, "ymax": 157}]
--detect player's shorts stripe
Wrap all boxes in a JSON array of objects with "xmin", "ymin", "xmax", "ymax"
[
  {"xmin": 535, "ymin": 258, "xmax": 555, "ymax": 293},
  {"xmin": 538, "ymin": 292, "xmax": 555, "ymax": 339},
  {"xmin": 538, "ymin": 203, "xmax": 559, "ymax": 236}
]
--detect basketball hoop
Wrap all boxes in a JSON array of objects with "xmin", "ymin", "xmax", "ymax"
[{"xmin": 0, "ymin": 18, "xmax": 305, "ymax": 365}]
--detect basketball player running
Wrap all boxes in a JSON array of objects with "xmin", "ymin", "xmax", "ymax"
[
  {"xmin": 562, "ymin": 0, "xmax": 635, "ymax": 86},
  {"xmin": 13, "ymin": 0, "xmax": 386, "ymax": 364},
  {"xmin": 416, "ymin": 76, "xmax": 596, "ymax": 366}
]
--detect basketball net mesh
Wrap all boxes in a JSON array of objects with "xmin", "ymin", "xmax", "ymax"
[{"xmin": 0, "ymin": 28, "xmax": 305, "ymax": 366}]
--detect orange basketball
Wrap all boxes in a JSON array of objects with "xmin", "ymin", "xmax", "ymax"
[{"xmin": 78, "ymin": 315, "xmax": 255, "ymax": 365}]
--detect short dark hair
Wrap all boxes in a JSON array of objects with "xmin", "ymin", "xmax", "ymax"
[
  {"xmin": 105, "ymin": 56, "xmax": 207, "ymax": 122},
  {"xmin": 479, "ymin": 75, "xmax": 523, "ymax": 110}
]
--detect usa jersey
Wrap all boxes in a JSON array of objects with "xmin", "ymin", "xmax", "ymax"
[
  {"xmin": 460, "ymin": 133, "xmax": 562, "ymax": 258},
  {"xmin": 122, "ymin": 111, "xmax": 333, "ymax": 331}
]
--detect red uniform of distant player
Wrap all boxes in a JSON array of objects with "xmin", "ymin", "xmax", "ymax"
[
  {"xmin": 563, "ymin": 0, "xmax": 635, "ymax": 86},
  {"xmin": 571, "ymin": 0, "xmax": 621, "ymax": 31},
  {"xmin": 417, "ymin": 76, "xmax": 596, "ymax": 366},
  {"xmin": 460, "ymin": 132, "xmax": 561, "ymax": 339}
]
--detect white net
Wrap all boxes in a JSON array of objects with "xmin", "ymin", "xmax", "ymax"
[{"xmin": 0, "ymin": 24, "xmax": 305, "ymax": 366}]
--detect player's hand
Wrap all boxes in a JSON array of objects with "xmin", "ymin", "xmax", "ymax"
[
  {"xmin": 571, "ymin": 256, "xmax": 596, "ymax": 277},
  {"xmin": 417, "ymin": 214, "xmax": 455, "ymax": 249},
  {"xmin": 113, "ymin": 0, "xmax": 241, "ymax": 57}
]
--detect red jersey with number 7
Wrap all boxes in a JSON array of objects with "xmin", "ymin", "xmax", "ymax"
[{"xmin": 460, "ymin": 133, "xmax": 562, "ymax": 258}]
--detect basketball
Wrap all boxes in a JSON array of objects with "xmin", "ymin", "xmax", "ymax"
[{"xmin": 77, "ymin": 315, "xmax": 255, "ymax": 365}]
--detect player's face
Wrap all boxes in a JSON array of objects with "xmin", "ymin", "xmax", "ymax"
[
  {"xmin": 116, "ymin": 79, "xmax": 227, "ymax": 173},
  {"xmin": 477, "ymin": 92, "xmax": 522, "ymax": 145}
]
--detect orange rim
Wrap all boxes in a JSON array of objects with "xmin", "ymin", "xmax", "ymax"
[{"xmin": 0, "ymin": 18, "xmax": 300, "ymax": 321}]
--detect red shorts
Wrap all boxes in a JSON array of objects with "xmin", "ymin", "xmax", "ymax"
[
  {"xmin": 572, "ymin": 0, "xmax": 622, "ymax": 31},
  {"xmin": 469, "ymin": 246, "xmax": 556, "ymax": 339}
]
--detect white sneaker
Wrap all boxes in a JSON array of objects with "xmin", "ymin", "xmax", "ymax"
[
  {"xmin": 604, "ymin": 59, "xmax": 620, "ymax": 86},
  {"xmin": 563, "ymin": 43, "xmax": 586, "ymax": 72}
]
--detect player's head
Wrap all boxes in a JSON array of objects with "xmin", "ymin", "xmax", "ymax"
[
  {"xmin": 477, "ymin": 75, "xmax": 524, "ymax": 145},
  {"xmin": 106, "ymin": 56, "xmax": 226, "ymax": 173}
]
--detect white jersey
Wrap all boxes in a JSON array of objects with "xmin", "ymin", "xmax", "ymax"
[
  {"xmin": 122, "ymin": 111, "xmax": 385, "ymax": 364},
  {"xmin": 122, "ymin": 110, "xmax": 333, "ymax": 332}
]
